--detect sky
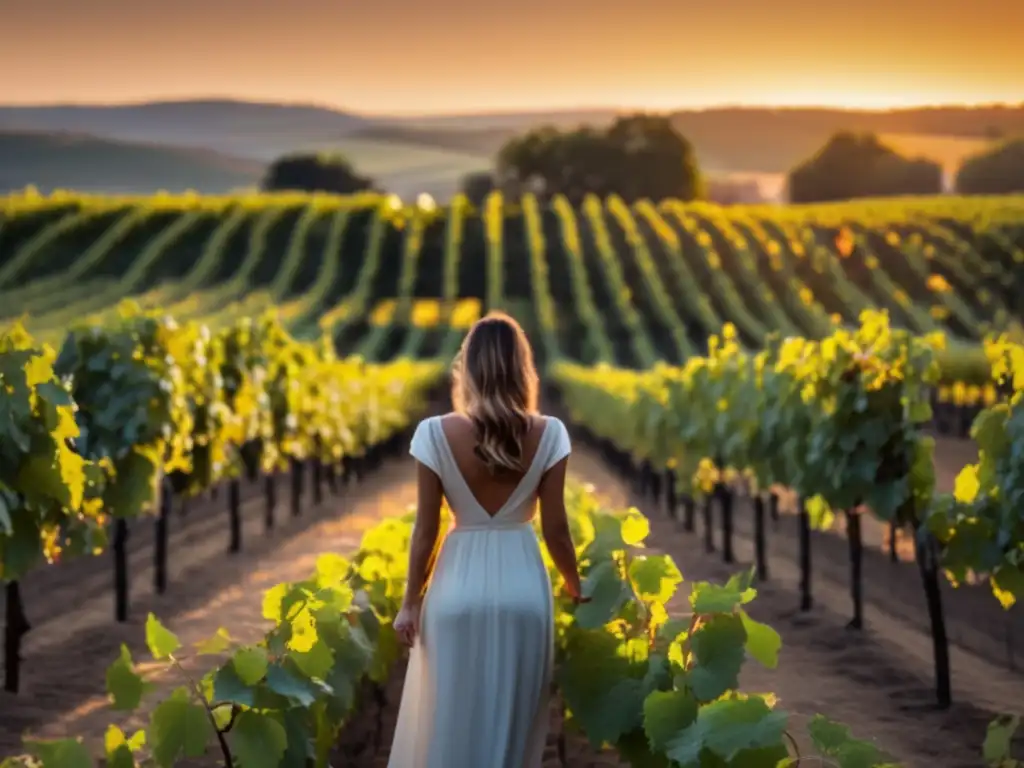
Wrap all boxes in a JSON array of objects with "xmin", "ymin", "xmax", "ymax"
[{"xmin": 2, "ymin": 0, "xmax": 1023, "ymax": 115}]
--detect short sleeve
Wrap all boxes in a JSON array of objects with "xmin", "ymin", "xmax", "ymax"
[
  {"xmin": 544, "ymin": 417, "xmax": 572, "ymax": 471},
  {"xmin": 409, "ymin": 418, "xmax": 441, "ymax": 475}
]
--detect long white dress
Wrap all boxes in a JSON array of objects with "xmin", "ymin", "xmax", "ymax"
[{"xmin": 387, "ymin": 415, "xmax": 570, "ymax": 768}]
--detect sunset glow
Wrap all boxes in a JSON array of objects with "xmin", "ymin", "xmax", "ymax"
[{"xmin": 1, "ymin": 0, "xmax": 1022, "ymax": 114}]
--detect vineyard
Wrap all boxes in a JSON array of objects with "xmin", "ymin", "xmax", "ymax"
[
  {"xmin": 1, "ymin": 189, "xmax": 1024, "ymax": 767},
  {"xmin": 2, "ymin": 191, "xmax": 1023, "ymax": 371}
]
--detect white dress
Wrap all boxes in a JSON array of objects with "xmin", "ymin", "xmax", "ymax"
[{"xmin": 388, "ymin": 415, "xmax": 571, "ymax": 768}]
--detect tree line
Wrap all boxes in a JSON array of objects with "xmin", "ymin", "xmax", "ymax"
[{"xmin": 260, "ymin": 119, "xmax": 1024, "ymax": 205}]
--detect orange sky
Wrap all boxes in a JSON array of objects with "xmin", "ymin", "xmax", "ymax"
[{"xmin": 2, "ymin": 0, "xmax": 1022, "ymax": 114}]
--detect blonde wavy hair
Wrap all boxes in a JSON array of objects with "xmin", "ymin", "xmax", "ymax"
[{"xmin": 451, "ymin": 311, "xmax": 539, "ymax": 475}]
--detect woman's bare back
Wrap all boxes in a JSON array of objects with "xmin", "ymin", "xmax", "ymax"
[{"xmin": 438, "ymin": 412, "xmax": 548, "ymax": 518}]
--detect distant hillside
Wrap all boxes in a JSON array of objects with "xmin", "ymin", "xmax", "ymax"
[
  {"xmin": 351, "ymin": 123, "xmax": 521, "ymax": 155},
  {"xmin": 0, "ymin": 99, "xmax": 1018, "ymax": 200},
  {"xmin": 0, "ymin": 99, "xmax": 369, "ymax": 160},
  {"xmin": 665, "ymin": 106, "xmax": 1022, "ymax": 175},
  {"xmin": 357, "ymin": 104, "xmax": 1020, "ymax": 178},
  {"xmin": 0, "ymin": 131, "xmax": 263, "ymax": 194}
]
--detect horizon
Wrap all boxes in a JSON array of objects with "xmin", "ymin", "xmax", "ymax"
[{"xmin": 3, "ymin": 94, "xmax": 1023, "ymax": 120}]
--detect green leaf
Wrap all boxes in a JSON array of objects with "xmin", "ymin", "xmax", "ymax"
[
  {"xmin": 557, "ymin": 628, "xmax": 646, "ymax": 746},
  {"xmin": 149, "ymin": 689, "xmax": 212, "ymax": 767},
  {"xmin": 621, "ymin": 508, "xmax": 650, "ymax": 546},
  {"xmin": 195, "ymin": 628, "xmax": 234, "ymax": 655},
  {"xmin": 16, "ymin": 454, "xmax": 73, "ymax": 509},
  {"xmin": 105, "ymin": 644, "xmax": 150, "ymax": 711},
  {"xmin": 690, "ymin": 579, "xmax": 755, "ymax": 615},
  {"xmin": 265, "ymin": 663, "xmax": 319, "ymax": 707},
  {"xmin": 687, "ymin": 614, "xmax": 746, "ymax": 701},
  {"xmin": 211, "ymin": 664, "xmax": 256, "ymax": 708},
  {"xmin": 35, "ymin": 381, "xmax": 73, "ymax": 407},
  {"xmin": 805, "ymin": 495, "xmax": 835, "ymax": 530},
  {"xmin": 105, "ymin": 742, "xmax": 134, "ymax": 768},
  {"xmin": 982, "ymin": 714, "xmax": 1020, "ymax": 764},
  {"xmin": 642, "ymin": 688, "xmax": 698, "ymax": 752},
  {"xmin": 103, "ymin": 449, "xmax": 160, "ymax": 518},
  {"xmin": 665, "ymin": 695, "xmax": 787, "ymax": 765},
  {"xmin": 586, "ymin": 513, "xmax": 626, "ymax": 560},
  {"xmin": 807, "ymin": 714, "xmax": 894, "ymax": 768},
  {"xmin": 145, "ymin": 614, "xmax": 180, "ymax": 660},
  {"xmin": 24, "ymin": 738, "xmax": 93, "ymax": 768},
  {"xmin": 314, "ymin": 553, "xmax": 350, "ymax": 586},
  {"xmin": 616, "ymin": 727, "xmax": 670, "ymax": 768},
  {"xmin": 279, "ymin": 708, "xmax": 315, "ymax": 768},
  {"xmin": 232, "ymin": 646, "xmax": 269, "ymax": 685},
  {"xmin": 740, "ymin": 610, "xmax": 781, "ymax": 669},
  {"xmin": 291, "ymin": 639, "xmax": 335, "ymax": 680},
  {"xmin": 0, "ymin": 517, "xmax": 43, "ymax": 580},
  {"xmin": 574, "ymin": 560, "xmax": 630, "ymax": 629},
  {"xmin": 262, "ymin": 583, "xmax": 289, "ymax": 622},
  {"xmin": 807, "ymin": 714, "xmax": 852, "ymax": 753},
  {"xmin": 103, "ymin": 726, "xmax": 142, "ymax": 768},
  {"xmin": 229, "ymin": 711, "xmax": 287, "ymax": 768},
  {"xmin": 991, "ymin": 566, "xmax": 1024, "ymax": 609},
  {"xmin": 629, "ymin": 555, "xmax": 683, "ymax": 604}
]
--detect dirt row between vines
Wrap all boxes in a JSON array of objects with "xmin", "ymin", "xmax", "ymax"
[{"xmin": 1, "ymin": 439, "xmax": 1021, "ymax": 767}]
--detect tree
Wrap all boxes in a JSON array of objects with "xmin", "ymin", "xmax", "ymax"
[
  {"xmin": 460, "ymin": 171, "xmax": 496, "ymax": 206},
  {"xmin": 262, "ymin": 152, "xmax": 375, "ymax": 195},
  {"xmin": 955, "ymin": 139, "xmax": 1024, "ymax": 195},
  {"xmin": 787, "ymin": 132, "xmax": 942, "ymax": 204},
  {"xmin": 496, "ymin": 114, "xmax": 704, "ymax": 204}
]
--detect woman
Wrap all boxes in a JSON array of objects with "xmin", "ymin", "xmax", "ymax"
[{"xmin": 388, "ymin": 311, "xmax": 587, "ymax": 768}]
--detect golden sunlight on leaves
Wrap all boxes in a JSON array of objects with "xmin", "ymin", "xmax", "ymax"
[
  {"xmin": 926, "ymin": 274, "xmax": 951, "ymax": 293},
  {"xmin": 835, "ymin": 227, "xmax": 854, "ymax": 258}
]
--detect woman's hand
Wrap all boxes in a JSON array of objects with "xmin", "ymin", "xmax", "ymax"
[
  {"xmin": 565, "ymin": 580, "xmax": 592, "ymax": 605},
  {"xmin": 394, "ymin": 602, "xmax": 421, "ymax": 647}
]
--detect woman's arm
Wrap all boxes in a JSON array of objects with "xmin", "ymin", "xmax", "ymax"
[
  {"xmin": 538, "ymin": 457, "xmax": 584, "ymax": 600},
  {"xmin": 401, "ymin": 461, "xmax": 444, "ymax": 609}
]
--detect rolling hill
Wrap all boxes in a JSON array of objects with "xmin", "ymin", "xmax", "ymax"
[
  {"xmin": 0, "ymin": 99, "xmax": 369, "ymax": 160},
  {"xmin": 0, "ymin": 99, "xmax": 1019, "ymax": 200},
  {"xmin": 0, "ymin": 131, "xmax": 264, "ymax": 194}
]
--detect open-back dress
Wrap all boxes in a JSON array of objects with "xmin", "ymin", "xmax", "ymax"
[{"xmin": 387, "ymin": 414, "xmax": 571, "ymax": 768}]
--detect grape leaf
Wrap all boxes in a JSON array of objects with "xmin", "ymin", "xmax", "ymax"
[
  {"xmin": 982, "ymin": 714, "xmax": 1020, "ymax": 764},
  {"xmin": 145, "ymin": 613, "xmax": 180, "ymax": 659},
  {"xmin": 621, "ymin": 508, "xmax": 650, "ymax": 546},
  {"xmin": 629, "ymin": 555, "xmax": 683, "ymax": 604},
  {"xmin": 195, "ymin": 627, "xmax": 234, "ymax": 655},
  {"xmin": 229, "ymin": 711, "xmax": 287, "ymax": 768},
  {"xmin": 740, "ymin": 610, "xmax": 781, "ymax": 669},
  {"xmin": 643, "ymin": 688, "xmax": 698, "ymax": 752},
  {"xmin": 148, "ymin": 689, "xmax": 211, "ymax": 767},
  {"xmin": 265, "ymin": 663, "xmax": 319, "ymax": 707},
  {"xmin": 232, "ymin": 646, "xmax": 269, "ymax": 685},
  {"xmin": 575, "ymin": 560, "xmax": 630, "ymax": 629},
  {"xmin": 105, "ymin": 644, "xmax": 150, "ymax": 711},
  {"xmin": 690, "ymin": 579, "xmax": 755, "ymax": 615},
  {"xmin": 687, "ymin": 614, "xmax": 746, "ymax": 701},
  {"xmin": 24, "ymin": 738, "xmax": 93, "ymax": 768},
  {"xmin": 665, "ymin": 695, "xmax": 787, "ymax": 765}
]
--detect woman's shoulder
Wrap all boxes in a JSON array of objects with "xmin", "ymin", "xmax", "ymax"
[{"xmin": 539, "ymin": 413, "xmax": 569, "ymax": 437}]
